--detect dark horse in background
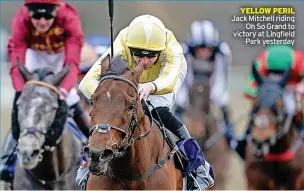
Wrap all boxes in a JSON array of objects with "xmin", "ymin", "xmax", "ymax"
[
  {"xmin": 3, "ymin": 60, "xmax": 84, "ymax": 190},
  {"xmin": 245, "ymin": 64, "xmax": 304, "ymax": 189},
  {"xmin": 182, "ymin": 71, "xmax": 229, "ymax": 189},
  {"xmin": 84, "ymin": 55, "xmax": 187, "ymax": 190}
]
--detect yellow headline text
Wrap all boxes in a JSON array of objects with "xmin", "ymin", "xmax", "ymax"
[{"xmin": 240, "ymin": 7, "xmax": 295, "ymax": 15}]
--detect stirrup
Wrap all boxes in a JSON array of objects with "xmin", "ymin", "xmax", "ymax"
[
  {"xmin": 76, "ymin": 164, "xmax": 89, "ymax": 189},
  {"xmin": 188, "ymin": 173, "xmax": 202, "ymax": 191}
]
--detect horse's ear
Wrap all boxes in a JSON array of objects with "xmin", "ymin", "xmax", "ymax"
[
  {"xmin": 51, "ymin": 63, "xmax": 70, "ymax": 86},
  {"xmin": 17, "ymin": 57, "xmax": 32, "ymax": 82},
  {"xmin": 252, "ymin": 62, "xmax": 263, "ymax": 86},
  {"xmin": 132, "ymin": 62, "xmax": 144, "ymax": 82},
  {"xmin": 100, "ymin": 54, "xmax": 110, "ymax": 75},
  {"xmin": 279, "ymin": 67, "xmax": 291, "ymax": 88}
]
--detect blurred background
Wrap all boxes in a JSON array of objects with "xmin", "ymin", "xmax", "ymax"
[{"xmin": 1, "ymin": 1, "xmax": 303, "ymax": 189}]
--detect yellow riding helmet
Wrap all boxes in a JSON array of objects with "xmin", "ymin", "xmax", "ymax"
[{"xmin": 126, "ymin": 15, "xmax": 167, "ymax": 51}]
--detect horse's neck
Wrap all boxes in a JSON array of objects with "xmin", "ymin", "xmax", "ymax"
[
  {"xmin": 269, "ymin": 127, "xmax": 295, "ymax": 154},
  {"xmin": 192, "ymin": 85, "xmax": 210, "ymax": 114},
  {"xmin": 31, "ymin": 128, "xmax": 73, "ymax": 180},
  {"xmin": 111, "ymin": 116, "xmax": 164, "ymax": 178},
  {"xmin": 202, "ymin": 87, "xmax": 211, "ymax": 114}
]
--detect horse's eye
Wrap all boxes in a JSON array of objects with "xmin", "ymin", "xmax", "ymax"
[
  {"xmin": 121, "ymin": 132, "xmax": 126, "ymax": 139},
  {"xmin": 127, "ymin": 101, "xmax": 136, "ymax": 111}
]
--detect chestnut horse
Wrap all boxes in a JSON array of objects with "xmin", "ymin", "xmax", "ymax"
[
  {"xmin": 183, "ymin": 73, "xmax": 229, "ymax": 189},
  {"xmin": 84, "ymin": 55, "xmax": 184, "ymax": 190},
  {"xmin": 245, "ymin": 64, "xmax": 304, "ymax": 189}
]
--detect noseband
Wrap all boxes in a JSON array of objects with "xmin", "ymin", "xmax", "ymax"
[{"xmin": 89, "ymin": 74, "xmax": 154, "ymax": 158}]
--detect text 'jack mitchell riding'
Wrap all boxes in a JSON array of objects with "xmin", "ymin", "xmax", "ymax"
[{"xmin": 232, "ymin": 7, "xmax": 295, "ymax": 23}]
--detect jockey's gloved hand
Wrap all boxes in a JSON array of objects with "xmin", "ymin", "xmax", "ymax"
[
  {"xmin": 59, "ymin": 88, "xmax": 69, "ymax": 100},
  {"xmin": 138, "ymin": 82, "xmax": 156, "ymax": 100}
]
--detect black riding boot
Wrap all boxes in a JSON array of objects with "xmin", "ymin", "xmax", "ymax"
[
  {"xmin": 70, "ymin": 103, "xmax": 90, "ymax": 139},
  {"xmin": 152, "ymin": 107, "xmax": 214, "ymax": 190},
  {"xmin": 174, "ymin": 105, "xmax": 186, "ymax": 122},
  {"xmin": 152, "ymin": 107, "xmax": 190, "ymax": 140},
  {"xmin": 235, "ymin": 123, "xmax": 252, "ymax": 160},
  {"xmin": 0, "ymin": 133, "xmax": 18, "ymax": 182},
  {"xmin": 0, "ymin": 92, "xmax": 21, "ymax": 182},
  {"xmin": 234, "ymin": 107, "xmax": 256, "ymax": 160}
]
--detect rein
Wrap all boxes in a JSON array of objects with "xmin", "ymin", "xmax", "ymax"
[{"xmin": 89, "ymin": 74, "xmax": 178, "ymax": 181}]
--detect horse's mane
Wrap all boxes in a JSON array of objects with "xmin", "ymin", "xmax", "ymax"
[{"xmin": 97, "ymin": 55, "xmax": 131, "ymax": 81}]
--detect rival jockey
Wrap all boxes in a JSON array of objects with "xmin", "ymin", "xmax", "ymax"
[
  {"xmin": 0, "ymin": 0, "xmax": 90, "ymax": 183},
  {"xmin": 236, "ymin": 44, "xmax": 304, "ymax": 160},
  {"xmin": 77, "ymin": 14, "xmax": 215, "ymax": 190},
  {"xmin": 175, "ymin": 20, "xmax": 235, "ymax": 147}
]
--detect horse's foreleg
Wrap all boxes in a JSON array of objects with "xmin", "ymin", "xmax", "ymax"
[
  {"xmin": 296, "ymin": 169, "xmax": 304, "ymax": 190},
  {"xmin": 175, "ymin": 168, "xmax": 183, "ymax": 190},
  {"xmin": 247, "ymin": 183, "xmax": 258, "ymax": 190}
]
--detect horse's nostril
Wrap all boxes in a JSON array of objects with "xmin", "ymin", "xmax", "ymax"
[
  {"xmin": 32, "ymin": 149, "xmax": 40, "ymax": 157},
  {"xmin": 83, "ymin": 146, "xmax": 90, "ymax": 158},
  {"xmin": 100, "ymin": 149, "xmax": 114, "ymax": 161},
  {"xmin": 84, "ymin": 146, "xmax": 89, "ymax": 154}
]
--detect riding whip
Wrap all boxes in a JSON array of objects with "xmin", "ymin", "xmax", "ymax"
[{"xmin": 108, "ymin": 0, "xmax": 114, "ymax": 58}]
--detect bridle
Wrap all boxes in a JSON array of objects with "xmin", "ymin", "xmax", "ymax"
[
  {"xmin": 87, "ymin": 74, "xmax": 154, "ymax": 158},
  {"xmin": 249, "ymin": 98, "xmax": 294, "ymax": 157},
  {"xmin": 18, "ymin": 80, "xmax": 63, "ymax": 153}
]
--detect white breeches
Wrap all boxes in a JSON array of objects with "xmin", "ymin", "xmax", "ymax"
[{"xmin": 25, "ymin": 48, "xmax": 80, "ymax": 106}]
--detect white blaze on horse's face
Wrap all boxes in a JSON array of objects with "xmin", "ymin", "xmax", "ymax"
[
  {"xmin": 252, "ymin": 110, "xmax": 277, "ymax": 142},
  {"xmin": 16, "ymin": 87, "xmax": 58, "ymax": 169},
  {"xmin": 254, "ymin": 114, "xmax": 271, "ymax": 128},
  {"xmin": 107, "ymin": 90, "xmax": 111, "ymax": 102}
]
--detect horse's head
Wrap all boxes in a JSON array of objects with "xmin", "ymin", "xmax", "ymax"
[
  {"xmin": 15, "ymin": 58, "xmax": 70, "ymax": 169},
  {"xmin": 84, "ymin": 55, "xmax": 146, "ymax": 175},
  {"xmin": 250, "ymin": 63, "xmax": 291, "ymax": 157}
]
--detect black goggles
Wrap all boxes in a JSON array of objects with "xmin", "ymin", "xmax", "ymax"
[
  {"xmin": 27, "ymin": 4, "xmax": 57, "ymax": 20},
  {"xmin": 130, "ymin": 48, "xmax": 160, "ymax": 58},
  {"xmin": 30, "ymin": 12, "xmax": 55, "ymax": 20},
  {"xmin": 193, "ymin": 44, "xmax": 215, "ymax": 49}
]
